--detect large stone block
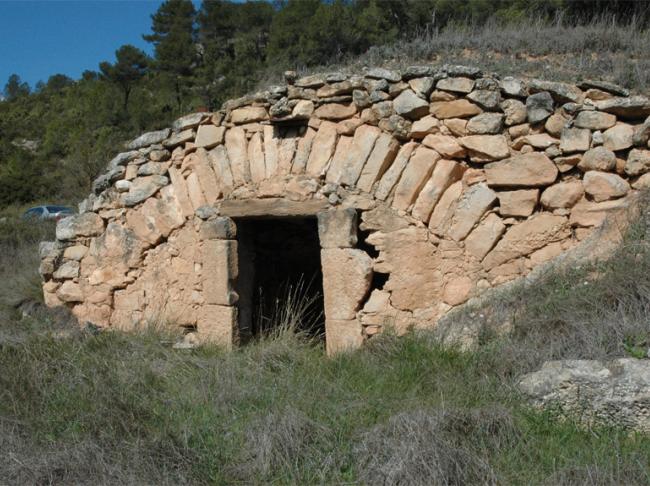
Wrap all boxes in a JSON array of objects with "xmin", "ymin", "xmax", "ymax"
[
  {"xmin": 225, "ymin": 126, "xmax": 250, "ymax": 185},
  {"xmin": 356, "ymin": 133, "xmax": 400, "ymax": 192},
  {"xmin": 375, "ymin": 142, "xmax": 417, "ymax": 201},
  {"xmin": 412, "ymin": 159, "xmax": 465, "ymax": 223},
  {"xmin": 200, "ymin": 217, "xmax": 237, "ymax": 240},
  {"xmin": 484, "ymin": 152, "xmax": 558, "ymax": 187},
  {"xmin": 392, "ymin": 146, "xmax": 439, "ymax": 211},
  {"xmin": 321, "ymin": 248, "xmax": 373, "ymax": 320},
  {"xmin": 195, "ymin": 124, "xmax": 225, "ymax": 149},
  {"xmin": 306, "ymin": 121, "xmax": 338, "ymax": 176},
  {"xmin": 318, "ymin": 208, "xmax": 358, "ymax": 248},
  {"xmin": 325, "ymin": 319, "xmax": 363, "ymax": 355},
  {"xmin": 56, "ymin": 213, "xmax": 104, "ymax": 241},
  {"xmin": 197, "ymin": 304, "xmax": 238, "ymax": 349},
  {"xmin": 202, "ymin": 239, "xmax": 239, "ymax": 306}
]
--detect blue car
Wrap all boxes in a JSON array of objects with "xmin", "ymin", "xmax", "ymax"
[{"xmin": 22, "ymin": 205, "xmax": 74, "ymax": 221}]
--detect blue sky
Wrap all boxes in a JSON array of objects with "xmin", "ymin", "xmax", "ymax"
[{"xmin": 0, "ymin": 1, "xmax": 169, "ymax": 88}]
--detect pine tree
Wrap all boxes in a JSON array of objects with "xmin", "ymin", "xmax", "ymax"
[
  {"xmin": 99, "ymin": 45, "xmax": 149, "ymax": 112},
  {"xmin": 3, "ymin": 74, "xmax": 30, "ymax": 101}
]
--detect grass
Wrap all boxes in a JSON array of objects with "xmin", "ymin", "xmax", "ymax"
[
  {"xmin": 258, "ymin": 13, "xmax": 650, "ymax": 94},
  {"xmin": 2, "ymin": 203, "xmax": 650, "ymax": 484}
]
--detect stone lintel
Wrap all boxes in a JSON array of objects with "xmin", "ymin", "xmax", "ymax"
[{"xmin": 217, "ymin": 198, "xmax": 329, "ymax": 218}]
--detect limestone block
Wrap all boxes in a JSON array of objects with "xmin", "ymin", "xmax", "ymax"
[
  {"xmin": 578, "ymin": 147, "xmax": 616, "ymax": 172},
  {"xmin": 306, "ymin": 121, "xmax": 338, "ymax": 176},
  {"xmin": 559, "ymin": 127, "xmax": 591, "ymax": 153},
  {"xmin": 466, "ymin": 113, "xmax": 504, "ymax": 134},
  {"xmin": 594, "ymin": 96, "xmax": 650, "ymax": 119},
  {"xmin": 291, "ymin": 127, "xmax": 316, "ymax": 175},
  {"xmin": 501, "ymin": 99, "xmax": 527, "ymax": 126},
  {"xmin": 318, "ymin": 208, "xmax": 358, "ymax": 249},
  {"xmin": 56, "ymin": 213, "xmax": 104, "ymax": 241},
  {"xmin": 200, "ymin": 217, "xmax": 237, "ymax": 240},
  {"xmin": 422, "ymin": 134, "xmax": 466, "ymax": 158},
  {"xmin": 444, "ymin": 118, "xmax": 468, "ymax": 137},
  {"xmin": 569, "ymin": 197, "xmax": 631, "ymax": 227},
  {"xmin": 197, "ymin": 304, "xmax": 237, "ymax": 349},
  {"xmin": 325, "ymin": 319, "xmax": 364, "ymax": 355},
  {"xmin": 172, "ymin": 112, "xmax": 204, "ymax": 131},
  {"xmin": 195, "ymin": 124, "xmax": 225, "ymax": 149},
  {"xmin": 207, "ymin": 145, "xmax": 235, "ymax": 190},
  {"xmin": 57, "ymin": 281, "xmax": 83, "ymax": 302},
  {"xmin": 459, "ymin": 135, "xmax": 510, "ymax": 162},
  {"xmin": 375, "ymin": 142, "xmax": 417, "ymax": 200},
  {"xmin": 186, "ymin": 172, "xmax": 207, "ymax": 211},
  {"xmin": 248, "ymin": 132, "xmax": 266, "ymax": 183},
  {"xmin": 465, "ymin": 213, "xmax": 506, "ymax": 261},
  {"xmin": 393, "ymin": 89, "xmax": 429, "ymax": 119},
  {"xmin": 356, "ymin": 133, "xmax": 400, "ymax": 192},
  {"xmin": 325, "ymin": 136, "xmax": 353, "ymax": 184},
  {"xmin": 321, "ymin": 248, "xmax": 373, "ymax": 320},
  {"xmin": 603, "ymin": 123, "xmax": 634, "ymax": 151},
  {"xmin": 443, "ymin": 275, "xmax": 474, "ymax": 306},
  {"xmin": 583, "ymin": 171, "xmax": 630, "ymax": 202},
  {"xmin": 544, "ymin": 113, "xmax": 567, "ymax": 137},
  {"xmin": 338, "ymin": 124, "xmax": 381, "ymax": 186},
  {"xmin": 202, "ymin": 239, "xmax": 238, "ymax": 306},
  {"xmin": 137, "ymin": 161, "xmax": 169, "ymax": 176},
  {"xmin": 63, "ymin": 245, "xmax": 88, "ymax": 261},
  {"xmin": 163, "ymin": 128, "xmax": 194, "ymax": 148},
  {"xmin": 482, "ymin": 214, "xmax": 569, "ymax": 269},
  {"xmin": 314, "ymin": 103, "xmax": 356, "ymax": 120},
  {"xmin": 485, "ymin": 152, "xmax": 558, "ymax": 187},
  {"xmin": 574, "ymin": 111, "xmax": 617, "ymax": 130},
  {"xmin": 540, "ymin": 181, "xmax": 584, "ymax": 209},
  {"xmin": 430, "ymin": 99, "xmax": 482, "ymax": 119},
  {"xmin": 446, "ymin": 183, "xmax": 498, "ymax": 241},
  {"xmin": 277, "ymin": 128, "xmax": 298, "ymax": 175},
  {"xmin": 625, "ymin": 148, "xmax": 650, "ymax": 176},
  {"xmin": 526, "ymin": 91, "xmax": 554, "ymax": 124},
  {"xmin": 392, "ymin": 146, "xmax": 439, "ymax": 211},
  {"xmin": 123, "ymin": 175, "xmax": 169, "ymax": 207},
  {"xmin": 412, "ymin": 159, "xmax": 465, "ymax": 223},
  {"xmin": 497, "ymin": 189, "xmax": 539, "ymax": 217},
  {"xmin": 194, "ymin": 149, "xmax": 221, "ymax": 203},
  {"xmin": 428, "ymin": 180, "xmax": 463, "ymax": 235},
  {"xmin": 437, "ymin": 76, "xmax": 475, "ymax": 93},
  {"xmin": 128, "ymin": 128, "xmax": 170, "ymax": 150},
  {"xmin": 225, "ymin": 127, "xmax": 250, "ymax": 185},
  {"xmin": 168, "ymin": 167, "xmax": 194, "ymax": 218},
  {"xmin": 53, "ymin": 260, "xmax": 80, "ymax": 280},
  {"xmin": 262, "ymin": 125, "xmax": 279, "ymax": 178},
  {"xmin": 409, "ymin": 115, "xmax": 440, "ymax": 139},
  {"xmin": 231, "ymin": 106, "xmax": 268, "ymax": 124}
]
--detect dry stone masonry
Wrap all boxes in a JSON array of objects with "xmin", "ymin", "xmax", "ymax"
[{"xmin": 40, "ymin": 65, "xmax": 649, "ymax": 354}]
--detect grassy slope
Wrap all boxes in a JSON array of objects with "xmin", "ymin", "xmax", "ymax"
[{"xmin": 1, "ymin": 204, "xmax": 650, "ymax": 484}]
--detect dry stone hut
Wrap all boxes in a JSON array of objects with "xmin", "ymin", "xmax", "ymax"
[{"xmin": 40, "ymin": 65, "xmax": 650, "ymax": 354}]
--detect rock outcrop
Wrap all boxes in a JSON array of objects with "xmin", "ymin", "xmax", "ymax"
[{"xmin": 40, "ymin": 65, "xmax": 648, "ymax": 353}]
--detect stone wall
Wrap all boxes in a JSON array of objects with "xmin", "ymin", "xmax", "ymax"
[{"xmin": 40, "ymin": 64, "xmax": 650, "ymax": 353}]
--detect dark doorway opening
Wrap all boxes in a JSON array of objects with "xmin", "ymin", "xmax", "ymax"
[{"xmin": 235, "ymin": 217, "xmax": 325, "ymax": 343}]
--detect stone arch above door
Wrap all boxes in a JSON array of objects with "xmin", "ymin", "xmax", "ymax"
[{"xmin": 40, "ymin": 65, "xmax": 646, "ymax": 352}]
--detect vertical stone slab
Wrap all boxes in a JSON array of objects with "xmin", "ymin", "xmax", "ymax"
[
  {"xmin": 429, "ymin": 180, "xmax": 463, "ymax": 235},
  {"xmin": 317, "ymin": 208, "xmax": 358, "ymax": 248},
  {"xmin": 411, "ymin": 159, "xmax": 465, "ymax": 223},
  {"xmin": 320, "ymin": 248, "xmax": 372, "ymax": 354},
  {"xmin": 446, "ymin": 183, "xmax": 498, "ymax": 241},
  {"xmin": 277, "ymin": 127, "xmax": 298, "ymax": 175},
  {"xmin": 306, "ymin": 121, "xmax": 338, "ymax": 177},
  {"xmin": 208, "ymin": 145, "xmax": 235, "ymax": 190},
  {"xmin": 197, "ymin": 304, "xmax": 238, "ymax": 350},
  {"xmin": 325, "ymin": 136, "xmax": 353, "ymax": 184},
  {"xmin": 186, "ymin": 172, "xmax": 207, "ymax": 211},
  {"xmin": 375, "ymin": 142, "xmax": 418, "ymax": 201},
  {"xmin": 168, "ymin": 166, "xmax": 194, "ymax": 219},
  {"xmin": 291, "ymin": 127, "xmax": 316, "ymax": 174},
  {"xmin": 338, "ymin": 124, "xmax": 381, "ymax": 186},
  {"xmin": 356, "ymin": 133, "xmax": 400, "ymax": 193},
  {"xmin": 202, "ymin": 239, "xmax": 238, "ymax": 305},
  {"xmin": 392, "ymin": 146, "xmax": 440, "ymax": 211},
  {"xmin": 194, "ymin": 148, "xmax": 221, "ymax": 204},
  {"xmin": 263, "ymin": 125, "xmax": 279, "ymax": 178},
  {"xmin": 225, "ymin": 126, "xmax": 250, "ymax": 185},
  {"xmin": 248, "ymin": 131, "xmax": 266, "ymax": 183}
]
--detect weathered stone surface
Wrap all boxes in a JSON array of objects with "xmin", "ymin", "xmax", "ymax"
[
  {"xmin": 321, "ymin": 248, "xmax": 373, "ymax": 320},
  {"xmin": 200, "ymin": 217, "xmax": 236, "ymax": 240},
  {"xmin": 500, "ymin": 76, "xmax": 527, "ymax": 97},
  {"xmin": 465, "ymin": 213, "xmax": 506, "ymax": 261},
  {"xmin": 540, "ymin": 181, "xmax": 584, "ymax": 209},
  {"xmin": 498, "ymin": 189, "xmax": 539, "ymax": 217},
  {"xmin": 231, "ymin": 106, "xmax": 268, "ymax": 124},
  {"xmin": 436, "ymin": 77, "xmax": 474, "ymax": 93},
  {"xmin": 123, "ymin": 175, "xmax": 169, "ymax": 206},
  {"xmin": 595, "ymin": 96, "xmax": 650, "ymax": 118},
  {"xmin": 248, "ymin": 132, "xmax": 266, "ymax": 183},
  {"xmin": 108, "ymin": 150, "xmax": 139, "ymax": 170},
  {"xmin": 459, "ymin": 135, "xmax": 509, "ymax": 162},
  {"xmin": 63, "ymin": 245, "xmax": 88, "ymax": 261},
  {"xmin": 318, "ymin": 208, "xmax": 358, "ymax": 248},
  {"xmin": 393, "ymin": 89, "xmax": 429, "ymax": 119},
  {"xmin": 482, "ymin": 213, "xmax": 569, "ymax": 269},
  {"xmin": 197, "ymin": 304, "xmax": 237, "ymax": 348},
  {"xmin": 578, "ymin": 147, "xmax": 616, "ymax": 172},
  {"xmin": 306, "ymin": 121, "xmax": 339, "ymax": 176},
  {"xmin": 625, "ymin": 148, "xmax": 650, "ymax": 176},
  {"xmin": 430, "ymin": 99, "xmax": 482, "ymax": 119},
  {"xmin": 559, "ymin": 127, "xmax": 590, "ymax": 153},
  {"xmin": 519, "ymin": 359, "xmax": 650, "ymax": 432},
  {"xmin": 224, "ymin": 127, "xmax": 250, "ymax": 185},
  {"xmin": 428, "ymin": 181, "xmax": 463, "ymax": 235},
  {"xmin": 501, "ymin": 99, "xmax": 527, "ymax": 126},
  {"xmin": 137, "ymin": 161, "xmax": 169, "ymax": 176},
  {"xmin": 195, "ymin": 124, "xmax": 225, "ymax": 148},
  {"xmin": 408, "ymin": 77, "xmax": 435, "ymax": 98},
  {"xmin": 528, "ymin": 79, "xmax": 582, "ymax": 103},
  {"xmin": 127, "ymin": 128, "xmax": 170, "ymax": 150},
  {"xmin": 53, "ymin": 260, "xmax": 80, "ymax": 280},
  {"xmin": 485, "ymin": 152, "xmax": 558, "ymax": 187},
  {"xmin": 365, "ymin": 67, "xmax": 401, "ymax": 82},
  {"xmin": 392, "ymin": 146, "xmax": 439, "ymax": 210},
  {"xmin": 422, "ymin": 133, "xmax": 466, "ymax": 158},
  {"xmin": 443, "ymin": 275, "xmax": 474, "ymax": 306},
  {"xmin": 56, "ymin": 213, "xmax": 104, "ymax": 241},
  {"xmin": 574, "ymin": 111, "xmax": 617, "ymax": 130},
  {"xmin": 356, "ymin": 133, "xmax": 400, "ymax": 192},
  {"xmin": 57, "ymin": 281, "xmax": 83, "ymax": 302},
  {"xmin": 375, "ymin": 142, "xmax": 417, "ymax": 200},
  {"xmin": 409, "ymin": 115, "xmax": 440, "ymax": 138},
  {"xmin": 168, "ymin": 167, "xmax": 194, "ymax": 218},
  {"xmin": 466, "ymin": 89, "xmax": 500, "ymax": 110},
  {"xmin": 466, "ymin": 113, "xmax": 504, "ymax": 134},
  {"xmin": 172, "ymin": 112, "xmax": 204, "ymax": 131},
  {"xmin": 325, "ymin": 319, "xmax": 363, "ymax": 355},
  {"xmin": 315, "ymin": 103, "xmax": 357, "ymax": 120},
  {"xmin": 446, "ymin": 183, "xmax": 498, "ymax": 241},
  {"xmin": 603, "ymin": 123, "xmax": 634, "ymax": 151},
  {"xmin": 570, "ymin": 197, "xmax": 631, "ymax": 227},
  {"xmin": 583, "ymin": 171, "xmax": 630, "ymax": 202},
  {"xmin": 337, "ymin": 125, "xmax": 381, "ymax": 186},
  {"xmin": 526, "ymin": 92, "xmax": 554, "ymax": 124},
  {"xmin": 412, "ymin": 159, "xmax": 465, "ymax": 223},
  {"xmin": 203, "ymin": 239, "xmax": 238, "ymax": 306},
  {"xmin": 163, "ymin": 129, "xmax": 194, "ymax": 148}
]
